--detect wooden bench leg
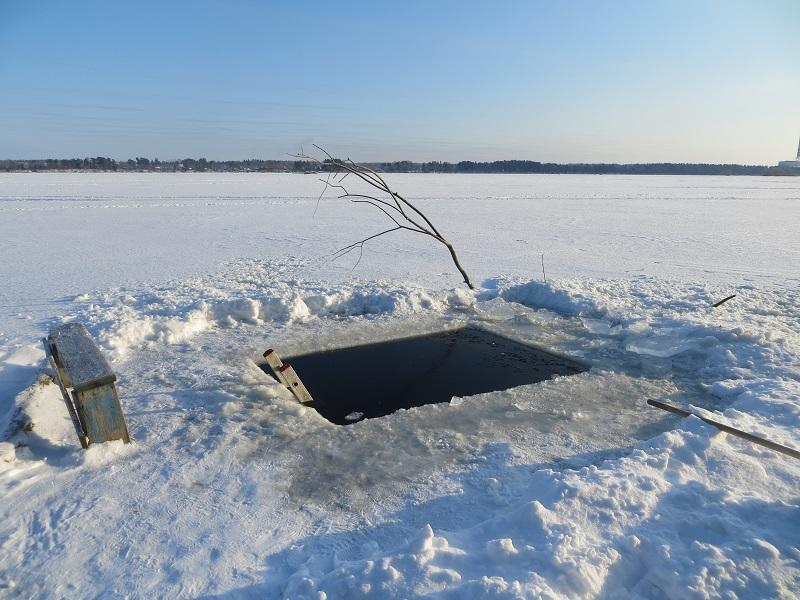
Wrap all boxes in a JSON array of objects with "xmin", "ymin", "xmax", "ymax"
[{"xmin": 43, "ymin": 338, "xmax": 89, "ymax": 449}]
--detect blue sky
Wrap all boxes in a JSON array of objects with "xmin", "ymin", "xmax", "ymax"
[{"xmin": 1, "ymin": 0, "xmax": 798, "ymax": 163}]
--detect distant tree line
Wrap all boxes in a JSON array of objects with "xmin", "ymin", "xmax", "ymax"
[
  {"xmin": 0, "ymin": 157, "xmax": 785, "ymax": 176},
  {"xmin": 0, "ymin": 157, "xmax": 316, "ymax": 173},
  {"xmin": 368, "ymin": 160, "xmax": 772, "ymax": 176}
]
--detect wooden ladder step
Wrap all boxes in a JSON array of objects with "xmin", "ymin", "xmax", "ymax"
[{"xmin": 263, "ymin": 349, "xmax": 313, "ymax": 404}]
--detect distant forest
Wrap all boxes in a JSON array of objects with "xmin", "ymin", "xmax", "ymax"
[{"xmin": 0, "ymin": 157, "xmax": 791, "ymax": 175}]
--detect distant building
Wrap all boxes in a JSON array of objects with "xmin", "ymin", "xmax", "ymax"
[{"xmin": 777, "ymin": 136, "xmax": 800, "ymax": 172}]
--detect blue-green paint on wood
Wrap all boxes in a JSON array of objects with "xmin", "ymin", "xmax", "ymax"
[
  {"xmin": 75, "ymin": 385, "xmax": 130, "ymax": 444},
  {"xmin": 48, "ymin": 322, "xmax": 131, "ymax": 447}
]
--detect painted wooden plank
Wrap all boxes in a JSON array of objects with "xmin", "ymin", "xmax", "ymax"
[
  {"xmin": 47, "ymin": 322, "xmax": 130, "ymax": 447},
  {"xmin": 262, "ymin": 349, "xmax": 288, "ymax": 386},
  {"xmin": 277, "ymin": 363, "xmax": 314, "ymax": 404},
  {"xmin": 263, "ymin": 348, "xmax": 314, "ymax": 404},
  {"xmin": 75, "ymin": 384, "xmax": 131, "ymax": 445},
  {"xmin": 48, "ymin": 323, "xmax": 116, "ymax": 392}
]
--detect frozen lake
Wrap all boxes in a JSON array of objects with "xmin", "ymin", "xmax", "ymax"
[
  {"xmin": 1, "ymin": 172, "xmax": 798, "ymax": 352},
  {"xmin": 1, "ymin": 173, "xmax": 798, "ymax": 598}
]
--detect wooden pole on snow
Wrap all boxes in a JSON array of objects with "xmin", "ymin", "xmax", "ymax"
[{"xmin": 647, "ymin": 399, "xmax": 800, "ymax": 460}]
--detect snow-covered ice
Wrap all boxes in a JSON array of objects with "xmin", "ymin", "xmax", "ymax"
[{"xmin": 0, "ymin": 173, "xmax": 798, "ymax": 598}]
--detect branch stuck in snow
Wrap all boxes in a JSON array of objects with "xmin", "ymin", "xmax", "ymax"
[{"xmin": 294, "ymin": 145, "xmax": 474, "ymax": 289}]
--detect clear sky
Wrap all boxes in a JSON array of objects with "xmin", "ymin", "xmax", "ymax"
[{"xmin": 1, "ymin": 0, "xmax": 798, "ymax": 163}]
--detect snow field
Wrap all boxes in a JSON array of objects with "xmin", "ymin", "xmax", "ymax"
[{"xmin": 0, "ymin": 174, "xmax": 798, "ymax": 598}]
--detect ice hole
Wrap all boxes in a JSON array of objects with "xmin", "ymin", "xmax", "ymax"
[{"xmin": 263, "ymin": 326, "xmax": 588, "ymax": 425}]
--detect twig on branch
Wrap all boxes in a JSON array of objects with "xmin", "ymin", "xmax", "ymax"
[{"xmin": 294, "ymin": 145, "xmax": 475, "ymax": 289}]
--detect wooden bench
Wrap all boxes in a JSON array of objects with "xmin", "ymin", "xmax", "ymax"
[{"xmin": 43, "ymin": 323, "xmax": 130, "ymax": 448}]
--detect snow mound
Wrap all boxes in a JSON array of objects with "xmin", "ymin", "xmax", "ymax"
[
  {"xmin": 76, "ymin": 277, "xmax": 471, "ymax": 358},
  {"xmin": 498, "ymin": 280, "xmax": 603, "ymax": 317},
  {"xmin": 0, "ymin": 345, "xmax": 45, "ymax": 438}
]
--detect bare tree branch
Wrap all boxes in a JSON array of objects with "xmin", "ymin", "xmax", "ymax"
[
  {"xmin": 349, "ymin": 199, "xmax": 406, "ymax": 228},
  {"xmin": 313, "ymin": 172, "xmax": 335, "ymax": 218},
  {"xmin": 292, "ymin": 147, "xmax": 475, "ymax": 289},
  {"xmin": 331, "ymin": 226, "xmax": 403, "ymax": 269}
]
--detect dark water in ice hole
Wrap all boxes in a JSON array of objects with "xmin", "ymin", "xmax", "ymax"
[{"xmin": 262, "ymin": 326, "xmax": 588, "ymax": 425}]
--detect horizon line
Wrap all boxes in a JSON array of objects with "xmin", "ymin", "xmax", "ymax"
[{"xmin": 0, "ymin": 156, "xmax": 775, "ymax": 168}]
